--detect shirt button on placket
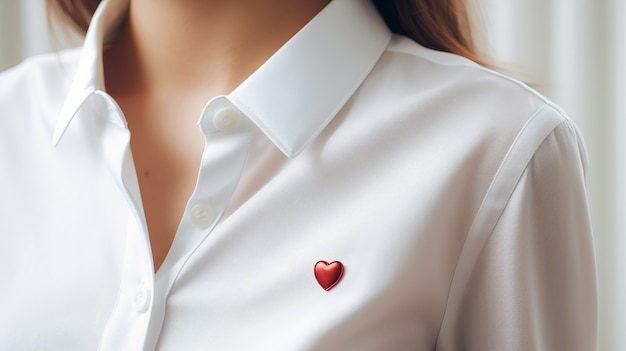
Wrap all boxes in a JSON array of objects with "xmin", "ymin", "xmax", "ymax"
[
  {"xmin": 213, "ymin": 107, "xmax": 241, "ymax": 132},
  {"xmin": 134, "ymin": 284, "xmax": 151, "ymax": 314},
  {"xmin": 189, "ymin": 203, "xmax": 216, "ymax": 229}
]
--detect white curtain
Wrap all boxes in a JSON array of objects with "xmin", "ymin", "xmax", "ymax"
[{"xmin": 1, "ymin": 1, "xmax": 624, "ymax": 350}]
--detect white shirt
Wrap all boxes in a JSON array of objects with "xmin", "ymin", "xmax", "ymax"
[{"xmin": 0, "ymin": 0, "xmax": 597, "ymax": 350}]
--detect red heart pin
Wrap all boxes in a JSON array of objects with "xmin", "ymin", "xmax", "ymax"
[{"xmin": 314, "ymin": 260, "xmax": 344, "ymax": 291}]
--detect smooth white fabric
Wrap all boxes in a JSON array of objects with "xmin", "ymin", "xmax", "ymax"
[{"xmin": 0, "ymin": 0, "xmax": 597, "ymax": 350}]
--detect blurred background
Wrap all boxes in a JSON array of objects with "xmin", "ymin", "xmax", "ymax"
[{"xmin": 1, "ymin": 0, "xmax": 624, "ymax": 349}]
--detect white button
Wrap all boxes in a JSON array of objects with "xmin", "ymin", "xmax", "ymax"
[
  {"xmin": 213, "ymin": 108, "xmax": 240, "ymax": 131},
  {"xmin": 134, "ymin": 284, "xmax": 151, "ymax": 314},
  {"xmin": 189, "ymin": 203, "xmax": 216, "ymax": 228}
]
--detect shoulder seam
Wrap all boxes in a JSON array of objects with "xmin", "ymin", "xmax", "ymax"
[{"xmin": 435, "ymin": 103, "xmax": 567, "ymax": 344}]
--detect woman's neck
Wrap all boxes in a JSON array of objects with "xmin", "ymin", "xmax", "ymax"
[{"xmin": 104, "ymin": 0, "xmax": 330, "ymax": 99}]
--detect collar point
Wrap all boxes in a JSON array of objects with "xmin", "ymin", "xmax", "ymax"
[
  {"xmin": 51, "ymin": 126, "xmax": 67, "ymax": 147},
  {"xmin": 274, "ymin": 139, "xmax": 305, "ymax": 159}
]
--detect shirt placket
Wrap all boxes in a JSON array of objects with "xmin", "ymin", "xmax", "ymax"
[
  {"xmin": 158, "ymin": 95, "xmax": 253, "ymax": 271},
  {"xmin": 91, "ymin": 95, "xmax": 253, "ymax": 351},
  {"xmin": 85, "ymin": 91, "xmax": 156, "ymax": 351}
]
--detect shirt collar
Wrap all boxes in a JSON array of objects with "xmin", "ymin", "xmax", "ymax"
[{"xmin": 52, "ymin": 0, "xmax": 391, "ymax": 158}]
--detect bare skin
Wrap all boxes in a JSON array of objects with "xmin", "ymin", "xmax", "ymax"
[{"xmin": 103, "ymin": 0, "xmax": 331, "ymax": 271}]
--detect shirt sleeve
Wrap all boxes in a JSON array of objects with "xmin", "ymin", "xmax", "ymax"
[{"xmin": 438, "ymin": 118, "xmax": 598, "ymax": 350}]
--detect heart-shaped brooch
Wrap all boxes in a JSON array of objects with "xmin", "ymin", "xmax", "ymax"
[{"xmin": 314, "ymin": 260, "xmax": 344, "ymax": 291}]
